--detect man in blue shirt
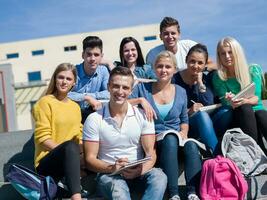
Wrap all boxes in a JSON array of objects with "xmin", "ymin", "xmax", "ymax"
[{"xmin": 68, "ymin": 36, "xmax": 110, "ymax": 123}]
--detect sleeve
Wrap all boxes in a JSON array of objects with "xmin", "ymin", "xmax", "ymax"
[
  {"xmin": 32, "ymin": 100, "xmax": 53, "ymax": 145},
  {"xmin": 94, "ymin": 67, "xmax": 110, "ymax": 99},
  {"xmin": 143, "ymin": 64, "xmax": 157, "ymax": 79},
  {"xmin": 185, "ymin": 40, "xmax": 198, "ymax": 49},
  {"xmin": 145, "ymin": 50, "xmax": 154, "ymax": 66},
  {"xmin": 250, "ymin": 64, "xmax": 263, "ymax": 99},
  {"xmin": 68, "ymin": 91, "xmax": 87, "ymax": 101},
  {"xmin": 198, "ymin": 74, "xmax": 215, "ymax": 106},
  {"xmin": 179, "ymin": 89, "xmax": 189, "ymax": 124},
  {"xmin": 83, "ymin": 112, "xmax": 100, "ymax": 142},
  {"xmin": 212, "ymin": 72, "xmax": 229, "ymax": 105},
  {"xmin": 138, "ymin": 109, "xmax": 155, "ymax": 135},
  {"xmin": 129, "ymin": 83, "xmax": 142, "ymax": 99}
]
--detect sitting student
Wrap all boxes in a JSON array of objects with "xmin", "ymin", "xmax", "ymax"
[
  {"xmin": 212, "ymin": 36, "xmax": 267, "ymax": 145},
  {"xmin": 129, "ymin": 51, "xmax": 202, "ymax": 200},
  {"xmin": 172, "ymin": 44, "xmax": 229, "ymax": 154},
  {"xmin": 117, "ymin": 36, "xmax": 156, "ymax": 81},
  {"xmin": 83, "ymin": 67, "xmax": 167, "ymax": 200},
  {"xmin": 68, "ymin": 36, "xmax": 110, "ymax": 123},
  {"xmin": 33, "ymin": 63, "xmax": 83, "ymax": 200},
  {"xmin": 146, "ymin": 16, "xmax": 215, "ymax": 71}
]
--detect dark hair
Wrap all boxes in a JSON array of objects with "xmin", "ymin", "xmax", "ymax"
[
  {"xmin": 119, "ymin": 37, "xmax": 145, "ymax": 67},
  {"xmin": 186, "ymin": 43, "xmax": 209, "ymax": 64},
  {"xmin": 108, "ymin": 66, "xmax": 134, "ymax": 86},
  {"xmin": 82, "ymin": 36, "xmax": 103, "ymax": 52},
  {"xmin": 160, "ymin": 17, "xmax": 180, "ymax": 33}
]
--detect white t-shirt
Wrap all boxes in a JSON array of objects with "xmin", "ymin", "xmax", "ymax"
[
  {"xmin": 146, "ymin": 39, "xmax": 197, "ymax": 71},
  {"xmin": 83, "ymin": 102, "xmax": 155, "ymax": 164}
]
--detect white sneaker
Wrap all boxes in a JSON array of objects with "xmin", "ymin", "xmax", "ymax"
[
  {"xmin": 188, "ymin": 193, "xmax": 200, "ymax": 200},
  {"xmin": 169, "ymin": 195, "xmax": 181, "ymax": 200}
]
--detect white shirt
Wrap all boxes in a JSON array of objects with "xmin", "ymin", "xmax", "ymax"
[
  {"xmin": 146, "ymin": 39, "xmax": 197, "ymax": 71},
  {"xmin": 83, "ymin": 102, "xmax": 155, "ymax": 164}
]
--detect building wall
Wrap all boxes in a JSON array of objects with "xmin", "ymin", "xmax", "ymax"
[{"xmin": 0, "ymin": 24, "xmax": 162, "ymax": 130}]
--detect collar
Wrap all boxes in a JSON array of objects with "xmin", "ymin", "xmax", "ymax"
[
  {"xmin": 102, "ymin": 102, "xmax": 136, "ymax": 120},
  {"xmin": 79, "ymin": 62, "xmax": 98, "ymax": 78}
]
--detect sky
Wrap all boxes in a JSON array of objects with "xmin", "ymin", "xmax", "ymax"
[{"xmin": 0, "ymin": 0, "xmax": 267, "ymax": 71}]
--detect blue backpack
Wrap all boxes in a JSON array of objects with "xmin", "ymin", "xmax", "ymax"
[{"xmin": 6, "ymin": 164, "xmax": 57, "ymax": 200}]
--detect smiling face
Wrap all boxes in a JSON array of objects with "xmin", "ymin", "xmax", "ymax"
[
  {"xmin": 160, "ymin": 25, "xmax": 180, "ymax": 50},
  {"xmin": 186, "ymin": 52, "xmax": 207, "ymax": 77},
  {"xmin": 108, "ymin": 75, "xmax": 133, "ymax": 105},
  {"xmin": 123, "ymin": 41, "xmax": 138, "ymax": 67},
  {"xmin": 55, "ymin": 70, "xmax": 75, "ymax": 96},
  {"xmin": 82, "ymin": 47, "xmax": 103, "ymax": 75},
  {"xmin": 218, "ymin": 43, "xmax": 235, "ymax": 69},
  {"xmin": 154, "ymin": 57, "xmax": 177, "ymax": 82}
]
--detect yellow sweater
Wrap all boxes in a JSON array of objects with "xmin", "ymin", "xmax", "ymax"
[{"xmin": 33, "ymin": 95, "xmax": 82, "ymax": 167}]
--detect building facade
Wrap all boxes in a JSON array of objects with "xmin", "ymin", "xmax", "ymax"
[{"xmin": 0, "ymin": 24, "xmax": 161, "ymax": 130}]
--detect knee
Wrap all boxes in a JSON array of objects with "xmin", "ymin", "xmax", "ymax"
[
  {"xmin": 62, "ymin": 140, "xmax": 80, "ymax": 156},
  {"xmin": 162, "ymin": 134, "xmax": 179, "ymax": 149},
  {"xmin": 184, "ymin": 141, "xmax": 199, "ymax": 153},
  {"xmin": 255, "ymin": 110, "xmax": 267, "ymax": 119},
  {"xmin": 146, "ymin": 168, "xmax": 167, "ymax": 188},
  {"xmin": 236, "ymin": 104, "xmax": 253, "ymax": 114}
]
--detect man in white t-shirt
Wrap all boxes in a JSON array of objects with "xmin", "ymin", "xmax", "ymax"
[
  {"xmin": 146, "ymin": 16, "xmax": 216, "ymax": 71},
  {"xmin": 83, "ymin": 67, "xmax": 167, "ymax": 200}
]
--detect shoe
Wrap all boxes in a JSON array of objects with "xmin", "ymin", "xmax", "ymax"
[
  {"xmin": 169, "ymin": 195, "xmax": 181, "ymax": 200},
  {"xmin": 188, "ymin": 193, "xmax": 200, "ymax": 200}
]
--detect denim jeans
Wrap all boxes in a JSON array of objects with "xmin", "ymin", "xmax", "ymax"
[
  {"xmin": 211, "ymin": 105, "xmax": 233, "ymax": 138},
  {"xmin": 189, "ymin": 111, "xmax": 219, "ymax": 155},
  {"xmin": 189, "ymin": 106, "xmax": 233, "ymax": 155},
  {"xmin": 157, "ymin": 134, "xmax": 202, "ymax": 197},
  {"xmin": 96, "ymin": 168, "xmax": 167, "ymax": 200}
]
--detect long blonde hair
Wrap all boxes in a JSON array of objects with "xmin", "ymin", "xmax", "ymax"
[
  {"xmin": 46, "ymin": 63, "xmax": 77, "ymax": 95},
  {"xmin": 217, "ymin": 37, "xmax": 251, "ymax": 89}
]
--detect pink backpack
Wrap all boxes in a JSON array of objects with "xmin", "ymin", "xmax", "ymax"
[{"xmin": 200, "ymin": 155, "xmax": 248, "ymax": 200}]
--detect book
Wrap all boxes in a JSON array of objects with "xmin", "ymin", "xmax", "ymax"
[
  {"xmin": 190, "ymin": 103, "xmax": 222, "ymax": 117},
  {"xmin": 110, "ymin": 156, "xmax": 152, "ymax": 176},
  {"xmin": 136, "ymin": 78, "xmax": 157, "ymax": 83},
  {"xmin": 156, "ymin": 130, "xmax": 206, "ymax": 151},
  {"xmin": 232, "ymin": 82, "xmax": 255, "ymax": 101}
]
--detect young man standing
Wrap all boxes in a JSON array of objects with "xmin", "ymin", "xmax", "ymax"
[
  {"xmin": 146, "ymin": 17, "xmax": 215, "ymax": 71},
  {"xmin": 83, "ymin": 67, "xmax": 167, "ymax": 200},
  {"xmin": 68, "ymin": 36, "xmax": 110, "ymax": 123}
]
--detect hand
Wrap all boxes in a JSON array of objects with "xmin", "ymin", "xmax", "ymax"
[
  {"xmin": 121, "ymin": 164, "xmax": 142, "ymax": 179},
  {"xmin": 225, "ymin": 92, "xmax": 235, "ymax": 101},
  {"xmin": 230, "ymin": 98, "xmax": 246, "ymax": 108},
  {"xmin": 179, "ymin": 131, "xmax": 188, "ymax": 139},
  {"xmin": 188, "ymin": 103, "xmax": 203, "ymax": 115},
  {"xmin": 85, "ymin": 96, "xmax": 102, "ymax": 110},
  {"xmin": 197, "ymin": 72, "xmax": 203, "ymax": 84},
  {"xmin": 112, "ymin": 157, "xmax": 129, "ymax": 173},
  {"xmin": 140, "ymin": 98, "xmax": 157, "ymax": 121}
]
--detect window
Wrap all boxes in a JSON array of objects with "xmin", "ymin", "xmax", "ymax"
[
  {"xmin": 64, "ymin": 45, "xmax": 77, "ymax": 52},
  {"xmin": 28, "ymin": 71, "xmax": 41, "ymax": 82},
  {"xmin": 32, "ymin": 50, "xmax": 44, "ymax": 56},
  {"xmin": 144, "ymin": 35, "xmax": 157, "ymax": 41},
  {"xmin": 6, "ymin": 53, "xmax": 19, "ymax": 59}
]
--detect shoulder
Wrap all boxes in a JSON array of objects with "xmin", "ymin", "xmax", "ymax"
[
  {"xmin": 96, "ymin": 65, "xmax": 110, "ymax": 74},
  {"xmin": 174, "ymin": 84, "xmax": 186, "ymax": 94},
  {"xmin": 147, "ymin": 45, "xmax": 165, "ymax": 56},
  {"xmin": 249, "ymin": 64, "xmax": 262, "ymax": 76},
  {"xmin": 178, "ymin": 39, "xmax": 197, "ymax": 48},
  {"xmin": 35, "ymin": 95, "xmax": 54, "ymax": 107}
]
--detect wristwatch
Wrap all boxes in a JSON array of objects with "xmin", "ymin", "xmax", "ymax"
[{"xmin": 199, "ymin": 84, "xmax": 207, "ymax": 93}]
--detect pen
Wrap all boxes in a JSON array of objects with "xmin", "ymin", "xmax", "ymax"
[{"xmin": 190, "ymin": 100, "xmax": 197, "ymax": 104}]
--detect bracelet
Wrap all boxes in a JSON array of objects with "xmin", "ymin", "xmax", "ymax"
[{"xmin": 199, "ymin": 84, "xmax": 206, "ymax": 93}]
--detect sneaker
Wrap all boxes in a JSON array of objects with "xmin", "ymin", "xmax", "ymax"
[
  {"xmin": 188, "ymin": 193, "xmax": 200, "ymax": 200},
  {"xmin": 169, "ymin": 195, "xmax": 181, "ymax": 200}
]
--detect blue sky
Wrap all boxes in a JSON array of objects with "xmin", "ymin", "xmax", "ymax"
[{"xmin": 0, "ymin": 0, "xmax": 266, "ymax": 71}]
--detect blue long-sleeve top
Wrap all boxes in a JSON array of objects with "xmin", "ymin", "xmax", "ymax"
[
  {"xmin": 129, "ymin": 82, "xmax": 188, "ymax": 134},
  {"xmin": 68, "ymin": 63, "xmax": 110, "ymax": 111},
  {"xmin": 172, "ymin": 72, "xmax": 215, "ymax": 108}
]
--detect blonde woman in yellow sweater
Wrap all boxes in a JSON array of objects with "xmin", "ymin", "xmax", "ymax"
[{"xmin": 33, "ymin": 63, "xmax": 83, "ymax": 200}]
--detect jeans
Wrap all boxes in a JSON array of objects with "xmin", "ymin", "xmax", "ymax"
[
  {"xmin": 157, "ymin": 134, "xmax": 202, "ymax": 197},
  {"xmin": 36, "ymin": 140, "xmax": 81, "ymax": 195},
  {"xmin": 211, "ymin": 106, "xmax": 233, "ymax": 138},
  {"xmin": 96, "ymin": 168, "xmax": 167, "ymax": 200},
  {"xmin": 189, "ymin": 111, "xmax": 219, "ymax": 154}
]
